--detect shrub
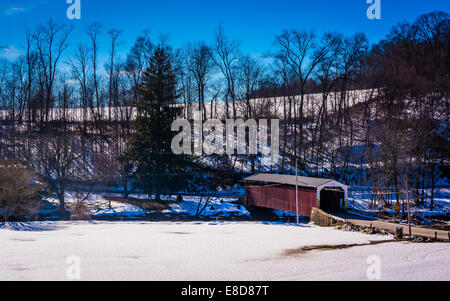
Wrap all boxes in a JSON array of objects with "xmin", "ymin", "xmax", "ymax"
[{"xmin": 0, "ymin": 160, "xmax": 43, "ymax": 222}]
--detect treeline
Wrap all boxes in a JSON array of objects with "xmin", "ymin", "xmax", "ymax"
[{"xmin": 0, "ymin": 11, "xmax": 448, "ymax": 212}]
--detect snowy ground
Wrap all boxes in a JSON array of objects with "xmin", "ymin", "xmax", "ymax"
[
  {"xmin": 42, "ymin": 192, "xmax": 250, "ymax": 219},
  {"xmin": 349, "ymin": 188, "xmax": 450, "ymax": 218},
  {"xmin": 42, "ymin": 193, "xmax": 147, "ymax": 219},
  {"xmin": 1, "ymin": 221, "xmax": 449, "ymax": 281}
]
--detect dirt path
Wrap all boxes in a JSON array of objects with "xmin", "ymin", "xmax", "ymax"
[
  {"xmin": 346, "ymin": 219, "xmax": 450, "ymax": 241},
  {"xmin": 329, "ymin": 210, "xmax": 450, "ymax": 241}
]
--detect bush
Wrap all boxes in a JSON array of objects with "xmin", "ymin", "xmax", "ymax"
[
  {"xmin": 0, "ymin": 160, "xmax": 43, "ymax": 222},
  {"xmin": 70, "ymin": 200, "xmax": 92, "ymax": 221}
]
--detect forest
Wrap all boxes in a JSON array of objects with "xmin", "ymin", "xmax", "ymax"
[{"xmin": 0, "ymin": 10, "xmax": 448, "ymax": 219}]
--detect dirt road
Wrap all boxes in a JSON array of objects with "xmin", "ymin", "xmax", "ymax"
[{"xmin": 331, "ymin": 211, "xmax": 450, "ymax": 241}]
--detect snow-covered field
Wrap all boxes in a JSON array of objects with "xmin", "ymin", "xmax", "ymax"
[
  {"xmin": 1, "ymin": 221, "xmax": 449, "ymax": 281},
  {"xmin": 0, "ymin": 89, "xmax": 377, "ymax": 122}
]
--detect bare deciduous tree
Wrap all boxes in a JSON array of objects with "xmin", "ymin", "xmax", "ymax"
[
  {"xmin": 33, "ymin": 20, "xmax": 72, "ymax": 127},
  {"xmin": 213, "ymin": 25, "xmax": 240, "ymax": 118},
  {"xmin": 185, "ymin": 41, "xmax": 215, "ymax": 119}
]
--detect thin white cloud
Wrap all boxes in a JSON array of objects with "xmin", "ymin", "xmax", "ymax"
[
  {"xmin": 4, "ymin": 5, "xmax": 33, "ymax": 16},
  {"xmin": 0, "ymin": 45, "xmax": 22, "ymax": 61}
]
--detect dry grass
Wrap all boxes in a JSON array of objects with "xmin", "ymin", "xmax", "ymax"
[
  {"xmin": 70, "ymin": 200, "xmax": 92, "ymax": 221},
  {"xmin": 283, "ymin": 240, "xmax": 396, "ymax": 257},
  {"xmin": 102, "ymin": 196, "xmax": 170, "ymax": 212}
]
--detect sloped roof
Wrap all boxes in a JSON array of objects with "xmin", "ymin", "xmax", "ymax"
[{"xmin": 244, "ymin": 174, "xmax": 345, "ymax": 189}]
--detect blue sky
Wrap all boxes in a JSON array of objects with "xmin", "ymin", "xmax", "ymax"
[{"xmin": 0, "ymin": 0, "xmax": 449, "ymax": 64}]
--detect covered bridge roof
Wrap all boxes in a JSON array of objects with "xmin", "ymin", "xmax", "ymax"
[{"xmin": 244, "ymin": 174, "xmax": 347, "ymax": 189}]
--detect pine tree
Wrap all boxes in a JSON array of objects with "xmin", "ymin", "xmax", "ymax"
[
  {"xmin": 126, "ymin": 45, "xmax": 225, "ymax": 200},
  {"xmin": 126, "ymin": 45, "xmax": 185, "ymax": 199}
]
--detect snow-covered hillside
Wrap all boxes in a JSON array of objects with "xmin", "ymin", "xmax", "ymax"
[
  {"xmin": 349, "ymin": 187, "xmax": 450, "ymax": 219},
  {"xmin": 0, "ymin": 89, "xmax": 377, "ymax": 122}
]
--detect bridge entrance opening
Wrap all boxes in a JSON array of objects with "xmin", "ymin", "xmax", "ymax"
[{"xmin": 320, "ymin": 188, "xmax": 345, "ymax": 212}]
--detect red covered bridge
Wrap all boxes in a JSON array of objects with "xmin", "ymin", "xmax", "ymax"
[{"xmin": 244, "ymin": 174, "xmax": 348, "ymax": 217}]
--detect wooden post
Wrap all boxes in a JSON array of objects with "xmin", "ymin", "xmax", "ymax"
[
  {"xmin": 396, "ymin": 227, "xmax": 403, "ymax": 239},
  {"xmin": 404, "ymin": 179, "xmax": 412, "ymax": 238},
  {"xmin": 296, "ymin": 158, "xmax": 299, "ymax": 225}
]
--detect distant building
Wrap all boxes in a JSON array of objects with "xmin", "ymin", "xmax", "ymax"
[{"xmin": 244, "ymin": 174, "xmax": 348, "ymax": 217}]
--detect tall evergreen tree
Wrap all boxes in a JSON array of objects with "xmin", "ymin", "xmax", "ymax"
[
  {"xmin": 126, "ymin": 45, "xmax": 183, "ymax": 198},
  {"xmin": 126, "ymin": 45, "xmax": 225, "ymax": 200}
]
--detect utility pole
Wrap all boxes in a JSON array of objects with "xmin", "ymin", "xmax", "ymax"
[
  {"xmin": 296, "ymin": 158, "xmax": 299, "ymax": 224},
  {"xmin": 404, "ymin": 177, "xmax": 412, "ymax": 238}
]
